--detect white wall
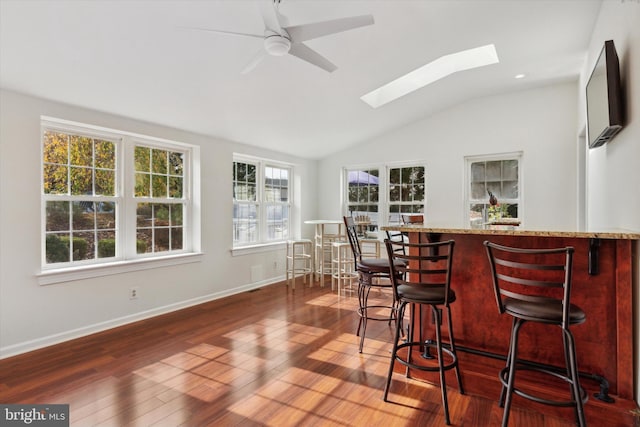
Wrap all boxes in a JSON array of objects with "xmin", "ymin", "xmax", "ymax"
[
  {"xmin": 582, "ymin": 1, "xmax": 640, "ymax": 232},
  {"xmin": 579, "ymin": 0, "xmax": 640, "ymax": 403},
  {"xmin": 0, "ymin": 89, "xmax": 317, "ymax": 357},
  {"xmin": 318, "ymin": 82, "xmax": 579, "ymax": 231}
]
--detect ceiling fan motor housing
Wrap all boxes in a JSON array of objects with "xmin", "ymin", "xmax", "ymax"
[{"xmin": 264, "ymin": 34, "xmax": 291, "ymax": 56}]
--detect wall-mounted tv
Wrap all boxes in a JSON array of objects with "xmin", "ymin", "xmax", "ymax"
[{"xmin": 586, "ymin": 40, "xmax": 623, "ymax": 148}]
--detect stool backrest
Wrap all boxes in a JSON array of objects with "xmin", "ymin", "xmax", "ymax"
[
  {"xmin": 401, "ymin": 214, "xmax": 424, "ymax": 224},
  {"xmin": 384, "ymin": 239, "xmax": 455, "ymax": 306},
  {"xmin": 344, "ymin": 216, "xmax": 362, "ymax": 263},
  {"xmin": 385, "ymin": 229, "xmax": 407, "ymax": 256},
  {"xmin": 484, "ymin": 241, "xmax": 574, "ymax": 327}
]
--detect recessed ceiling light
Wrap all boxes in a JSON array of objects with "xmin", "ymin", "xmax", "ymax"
[
  {"xmin": 361, "ymin": 44, "xmax": 499, "ymax": 108},
  {"xmin": 514, "ymin": 73, "xmax": 526, "ymax": 79}
]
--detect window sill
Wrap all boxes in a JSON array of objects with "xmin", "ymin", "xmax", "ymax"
[
  {"xmin": 37, "ymin": 252, "xmax": 204, "ymax": 286},
  {"xmin": 231, "ymin": 242, "xmax": 286, "ymax": 257}
]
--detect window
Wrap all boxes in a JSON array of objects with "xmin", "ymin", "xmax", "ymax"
[
  {"xmin": 388, "ymin": 166, "xmax": 425, "ymax": 223},
  {"xmin": 233, "ymin": 156, "xmax": 291, "ymax": 247},
  {"xmin": 345, "ymin": 168, "xmax": 379, "ymax": 224},
  {"xmin": 43, "ymin": 131, "xmax": 118, "ymax": 264},
  {"xmin": 466, "ymin": 153, "xmax": 521, "ymax": 228},
  {"xmin": 134, "ymin": 146, "xmax": 185, "ymax": 254},
  {"xmin": 42, "ymin": 118, "xmax": 198, "ymax": 271},
  {"xmin": 343, "ymin": 163, "xmax": 425, "ymax": 229}
]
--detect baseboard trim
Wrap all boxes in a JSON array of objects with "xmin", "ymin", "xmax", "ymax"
[{"xmin": 0, "ymin": 275, "xmax": 285, "ymax": 359}]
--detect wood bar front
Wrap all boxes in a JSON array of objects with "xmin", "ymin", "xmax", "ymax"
[{"xmin": 382, "ymin": 225, "xmax": 638, "ymax": 419}]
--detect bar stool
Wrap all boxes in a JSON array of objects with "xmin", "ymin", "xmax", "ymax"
[
  {"xmin": 360, "ymin": 237, "xmax": 381, "ymax": 259},
  {"xmin": 484, "ymin": 241, "xmax": 587, "ymax": 427},
  {"xmin": 331, "ymin": 241, "xmax": 357, "ymax": 294},
  {"xmin": 304, "ymin": 220, "xmax": 344, "ymax": 285},
  {"xmin": 285, "ymin": 239, "xmax": 313, "ymax": 289},
  {"xmin": 344, "ymin": 216, "xmax": 401, "ymax": 353},
  {"xmin": 383, "ymin": 238, "xmax": 464, "ymax": 425}
]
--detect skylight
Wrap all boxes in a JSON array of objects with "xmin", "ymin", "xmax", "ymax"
[{"xmin": 361, "ymin": 44, "xmax": 499, "ymax": 108}]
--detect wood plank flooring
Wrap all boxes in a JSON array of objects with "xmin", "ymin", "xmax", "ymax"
[{"xmin": 0, "ymin": 279, "xmax": 637, "ymax": 426}]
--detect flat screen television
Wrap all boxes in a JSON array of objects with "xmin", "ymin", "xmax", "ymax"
[{"xmin": 586, "ymin": 40, "xmax": 624, "ymax": 148}]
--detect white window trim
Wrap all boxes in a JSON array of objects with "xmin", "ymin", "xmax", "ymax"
[
  {"xmin": 230, "ymin": 241, "xmax": 287, "ymax": 257},
  {"xmin": 463, "ymin": 151, "xmax": 523, "ymax": 226},
  {"xmin": 232, "ymin": 153, "xmax": 293, "ymax": 250},
  {"xmin": 37, "ymin": 252, "xmax": 203, "ymax": 286},
  {"xmin": 40, "ymin": 116, "xmax": 201, "ymax": 283}
]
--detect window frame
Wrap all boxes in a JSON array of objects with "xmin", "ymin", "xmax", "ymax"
[
  {"xmin": 232, "ymin": 154, "xmax": 292, "ymax": 250},
  {"xmin": 464, "ymin": 151, "xmax": 522, "ymax": 227},
  {"xmin": 39, "ymin": 117, "xmax": 201, "ymax": 285}
]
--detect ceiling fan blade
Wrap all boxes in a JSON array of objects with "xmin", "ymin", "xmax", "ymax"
[
  {"xmin": 181, "ymin": 26, "xmax": 263, "ymax": 39},
  {"xmin": 284, "ymin": 15, "xmax": 374, "ymax": 42},
  {"xmin": 241, "ymin": 50, "xmax": 267, "ymax": 74},
  {"xmin": 259, "ymin": 0, "xmax": 284, "ymax": 35},
  {"xmin": 289, "ymin": 43, "xmax": 337, "ymax": 73}
]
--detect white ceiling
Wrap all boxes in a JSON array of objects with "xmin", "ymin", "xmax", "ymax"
[{"xmin": 0, "ymin": 0, "xmax": 602, "ymax": 159}]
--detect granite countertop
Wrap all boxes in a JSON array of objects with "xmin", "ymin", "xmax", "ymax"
[{"xmin": 380, "ymin": 224, "xmax": 640, "ymax": 240}]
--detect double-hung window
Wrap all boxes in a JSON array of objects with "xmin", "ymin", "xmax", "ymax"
[
  {"xmin": 465, "ymin": 152, "xmax": 521, "ymax": 227},
  {"xmin": 233, "ymin": 155, "xmax": 291, "ymax": 248},
  {"xmin": 41, "ymin": 118, "xmax": 198, "ymax": 275}
]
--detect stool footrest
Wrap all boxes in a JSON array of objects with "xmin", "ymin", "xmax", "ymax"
[
  {"xmin": 500, "ymin": 366, "xmax": 588, "ymax": 408},
  {"xmin": 357, "ymin": 305, "xmax": 396, "ymax": 322},
  {"xmin": 394, "ymin": 341, "xmax": 459, "ymax": 373}
]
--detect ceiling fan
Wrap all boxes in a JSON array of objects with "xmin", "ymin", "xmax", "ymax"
[{"xmin": 189, "ymin": 0, "xmax": 374, "ymax": 74}]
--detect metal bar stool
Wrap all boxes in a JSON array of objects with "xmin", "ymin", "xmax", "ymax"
[
  {"xmin": 484, "ymin": 241, "xmax": 588, "ymax": 427},
  {"xmin": 383, "ymin": 238, "xmax": 464, "ymax": 425},
  {"xmin": 286, "ymin": 239, "xmax": 313, "ymax": 289},
  {"xmin": 344, "ymin": 216, "xmax": 400, "ymax": 353}
]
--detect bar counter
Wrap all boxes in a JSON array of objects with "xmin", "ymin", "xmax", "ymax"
[{"xmin": 381, "ymin": 224, "xmax": 639, "ymax": 419}]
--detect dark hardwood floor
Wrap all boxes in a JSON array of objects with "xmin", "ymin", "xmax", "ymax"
[{"xmin": 0, "ymin": 278, "xmax": 637, "ymax": 426}]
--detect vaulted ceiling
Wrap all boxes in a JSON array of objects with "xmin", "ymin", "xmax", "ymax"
[{"xmin": 0, "ymin": 0, "xmax": 602, "ymax": 158}]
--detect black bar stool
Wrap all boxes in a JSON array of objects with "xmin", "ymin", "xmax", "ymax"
[
  {"xmin": 383, "ymin": 238, "xmax": 464, "ymax": 425},
  {"xmin": 484, "ymin": 241, "xmax": 588, "ymax": 427},
  {"xmin": 344, "ymin": 216, "xmax": 401, "ymax": 353}
]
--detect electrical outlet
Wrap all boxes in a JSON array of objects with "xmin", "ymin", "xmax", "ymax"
[{"xmin": 129, "ymin": 287, "xmax": 139, "ymax": 300}]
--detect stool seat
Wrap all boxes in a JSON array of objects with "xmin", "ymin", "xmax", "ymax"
[
  {"xmin": 503, "ymin": 297, "xmax": 586, "ymax": 324},
  {"xmin": 357, "ymin": 257, "xmax": 405, "ymax": 274},
  {"xmin": 397, "ymin": 285, "xmax": 456, "ymax": 304}
]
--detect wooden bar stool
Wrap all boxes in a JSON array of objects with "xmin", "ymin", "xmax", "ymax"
[
  {"xmin": 331, "ymin": 241, "xmax": 357, "ymax": 294},
  {"xmin": 484, "ymin": 241, "xmax": 588, "ymax": 427},
  {"xmin": 304, "ymin": 220, "xmax": 344, "ymax": 285},
  {"xmin": 286, "ymin": 239, "xmax": 313, "ymax": 289}
]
